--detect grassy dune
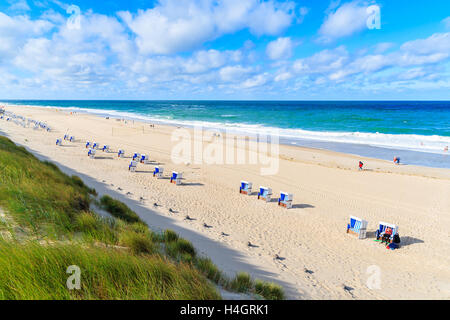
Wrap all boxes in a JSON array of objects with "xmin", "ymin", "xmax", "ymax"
[{"xmin": 0, "ymin": 135, "xmax": 284, "ymax": 300}]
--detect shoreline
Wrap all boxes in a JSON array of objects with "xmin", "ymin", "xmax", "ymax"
[
  {"xmin": 1, "ymin": 105, "xmax": 450, "ymax": 299},
  {"xmin": 2, "ymin": 102, "xmax": 450, "ymax": 169}
]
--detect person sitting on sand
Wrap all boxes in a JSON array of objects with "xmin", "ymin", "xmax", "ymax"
[
  {"xmin": 359, "ymin": 161, "xmax": 364, "ymax": 170},
  {"xmin": 387, "ymin": 233, "xmax": 401, "ymax": 250},
  {"xmin": 381, "ymin": 227, "xmax": 393, "ymax": 244}
]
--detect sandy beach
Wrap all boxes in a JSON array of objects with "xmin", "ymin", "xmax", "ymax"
[{"xmin": 1, "ymin": 105, "xmax": 449, "ymax": 300}]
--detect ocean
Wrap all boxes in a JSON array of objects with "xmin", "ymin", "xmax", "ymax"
[{"xmin": 1, "ymin": 100, "xmax": 449, "ymax": 168}]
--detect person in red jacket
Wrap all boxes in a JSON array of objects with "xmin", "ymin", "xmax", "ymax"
[{"xmin": 359, "ymin": 161, "xmax": 364, "ymax": 170}]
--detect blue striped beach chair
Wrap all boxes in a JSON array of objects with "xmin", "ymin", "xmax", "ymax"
[
  {"xmin": 101, "ymin": 145, "xmax": 110, "ymax": 152},
  {"xmin": 118, "ymin": 149, "xmax": 125, "ymax": 158},
  {"xmin": 278, "ymin": 192, "xmax": 293, "ymax": 209},
  {"xmin": 140, "ymin": 154, "xmax": 150, "ymax": 164},
  {"xmin": 129, "ymin": 160, "xmax": 138, "ymax": 172},
  {"xmin": 132, "ymin": 153, "xmax": 141, "ymax": 161},
  {"xmin": 239, "ymin": 181, "xmax": 252, "ymax": 195},
  {"xmin": 346, "ymin": 216, "xmax": 368, "ymax": 239},
  {"xmin": 88, "ymin": 148, "xmax": 96, "ymax": 159},
  {"xmin": 170, "ymin": 171, "xmax": 182, "ymax": 185},
  {"xmin": 92, "ymin": 142, "xmax": 99, "ymax": 150},
  {"xmin": 258, "ymin": 186, "xmax": 272, "ymax": 202},
  {"xmin": 153, "ymin": 166, "xmax": 164, "ymax": 178},
  {"xmin": 86, "ymin": 141, "xmax": 91, "ymax": 149},
  {"xmin": 56, "ymin": 138, "xmax": 62, "ymax": 146},
  {"xmin": 64, "ymin": 134, "xmax": 69, "ymax": 141},
  {"xmin": 69, "ymin": 136, "xmax": 75, "ymax": 142},
  {"xmin": 376, "ymin": 222, "xmax": 398, "ymax": 243}
]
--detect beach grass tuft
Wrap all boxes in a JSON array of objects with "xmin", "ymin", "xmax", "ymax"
[
  {"xmin": 99, "ymin": 195, "xmax": 142, "ymax": 224},
  {"xmin": 230, "ymin": 272, "xmax": 253, "ymax": 293}
]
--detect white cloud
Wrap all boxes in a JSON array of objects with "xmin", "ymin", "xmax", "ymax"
[
  {"xmin": 119, "ymin": 0, "xmax": 296, "ymax": 55},
  {"xmin": 274, "ymin": 71, "xmax": 292, "ymax": 82},
  {"xmin": 0, "ymin": 12, "xmax": 53, "ymax": 59},
  {"xmin": 290, "ymin": 32, "xmax": 450, "ymax": 90},
  {"xmin": 266, "ymin": 37, "xmax": 293, "ymax": 60},
  {"xmin": 0, "ymin": 7, "xmax": 449, "ymax": 98},
  {"xmin": 318, "ymin": 1, "xmax": 369, "ymax": 42},
  {"xmin": 241, "ymin": 73, "xmax": 269, "ymax": 88},
  {"xmin": 219, "ymin": 65, "xmax": 254, "ymax": 82},
  {"xmin": 8, "ymin": 0, "xmax": 30, "ymax": 11},
  {"xmin": 293, "ymin": 46, "xmax": 349, "ymax": 74},
  {"xmin": 400, "ymin": 32, "xmax": 450, "ymax": 56},
  {"xmin": 442, "ymin": 16, "xmax": 450, "ymax": 29}
]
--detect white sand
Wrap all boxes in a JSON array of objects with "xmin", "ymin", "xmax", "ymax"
[{"xmin": 1, "ymin": 105, "xmax": 449, "ymax": 300}]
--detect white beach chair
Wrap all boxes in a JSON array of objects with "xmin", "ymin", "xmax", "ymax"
[
  {"xmin": 153, "ymin": 166, "xmax": 164, "ymax": 178},
  {"xmin": 88, "ymin": 148, "xmax": 96, "ymax": 159},
  {"xmin": 258, "ymin": 186, "xmax": 272, "ymax": 202},
  {"xmin": 239, "ymin": 181, "xmax": 252, "ymax": 195},
  {"xmin": 278, "ymin": 192, "xmax": 293, "ymax": 209},
  {"xmin": 118, "ymin": 149, "xmax": 125, "ymax": 158},
  {"xmin": 69, "ymin": 136, "xmax": 75, "ymax": 142},
  {"xmin": 347, "ymin": 216, "xmax": 368, "ymax": 239},
  {"xmin": 129, "ymin": 160, "xmax": 138, "ymax": 172},
  {"xmin": 170, "ymin": 171, "xmax": 182, "ymax": 185},
  {"xmin": 64, "ymin": 134, "xmax": 69, "ymax": 141}
]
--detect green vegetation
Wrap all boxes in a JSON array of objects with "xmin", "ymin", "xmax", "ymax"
[
  {"xmin": 99, "ymin": 195, "xmax": 141, "ymax": 224},
  {"xmin": 254, "ymin": 280, "xmax": 285, "ymax": 300},
  {"xmin": 0, "ymin": 241, "xmax": 217, "ymax": 300},
  {"xmin": 0, "ymin": 135, "xmax": 284, "ymax": 300}
]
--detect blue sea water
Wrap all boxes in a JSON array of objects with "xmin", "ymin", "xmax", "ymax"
[{"xmin": 2, "ymin": 100, "xmax": 449, "ymax": 168}]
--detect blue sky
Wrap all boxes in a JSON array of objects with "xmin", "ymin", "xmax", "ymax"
[{"xmin": 0, "ymin": 0, "xmax": 449, "ymax": 100}]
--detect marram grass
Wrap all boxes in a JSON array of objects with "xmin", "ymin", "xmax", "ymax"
[{"xmin": 0, "ymin": 240, "xmax": 219, "ymax": 300}]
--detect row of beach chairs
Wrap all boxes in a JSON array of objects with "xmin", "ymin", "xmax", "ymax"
[
  {"xmin": 57, "ymin": 139, "xmax": 184, "ymax": 186},
  {"xmin": 1, "ymin": 111, "xmax": 51, "ymax": 132},
  {"xmin": 347, "ymin": 216, "xmax": 399, "ymax": 243},
  {"xmin": 239, "ymin": 181, "xmax": 294, "ymax": 209},
  {"xmin": 126, "ymin": 151, "xmax": 183, "ymax": 185}
]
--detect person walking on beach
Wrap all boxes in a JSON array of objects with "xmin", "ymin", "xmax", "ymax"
[
  {"xmin": 359, "ymin": 161, "xmax": 364, "ymax": 170},
  {"xmin": 394, "ymin": 157, "xmax": 400, "ymax": 165}
]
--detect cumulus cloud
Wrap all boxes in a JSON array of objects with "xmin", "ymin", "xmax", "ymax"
[
  {"xmin": 266, "ymin": 37, "xmax": 293, "ymax": 60},
  {"xmin": 119, "ymin": 0, "xmax": 296, "ymax": 55},
  {"xmin": 291, "ymin": 32, "xmax": 450, "ymax": 88},
  {"xmin": 318, "ymin": 1, "xmax": 369, "ymax": 42},
  {"xmin": 0, "ymin": 12, "xmax": 53, "ymax": 59},
  {"xmin": 0, "ymin": 5, "xmax": 449, "ymax": 98}
]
